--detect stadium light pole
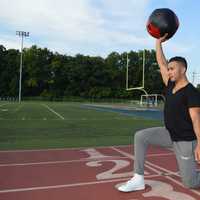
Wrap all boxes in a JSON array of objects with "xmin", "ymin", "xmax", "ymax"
[{"xmin": 16, "ymin": 31, "xmax": 29, "ymax": 103}]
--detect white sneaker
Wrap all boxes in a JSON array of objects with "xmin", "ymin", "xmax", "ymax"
[{"xmin": 117, "ymin": 174, "xmax": 145, "ymax": 192}]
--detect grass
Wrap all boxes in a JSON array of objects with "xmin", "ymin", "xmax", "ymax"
[{"xmin": 0, "ymin": 101, "xmax": 163, "ymax": 150}]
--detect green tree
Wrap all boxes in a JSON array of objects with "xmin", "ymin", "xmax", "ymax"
[
  {"xmin": 23, "ymin": 45, "xmax": 53, "ymax": 96},
  {"xmin": 0, "ymin": 47, "xmax": 19, "ymax": 97},
  {"xmin": 0, "ymin": 43, "xmax": 165, "ymax": 100}
]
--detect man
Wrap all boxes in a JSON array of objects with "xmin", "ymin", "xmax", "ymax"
[{"xmin": 118, "ymin": 34, "xmax": 200, "ymax": 192}]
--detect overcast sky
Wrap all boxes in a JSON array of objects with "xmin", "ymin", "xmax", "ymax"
[{"xmin": 0, "ymin": 0, "xmax": 199, "ymax": 84}]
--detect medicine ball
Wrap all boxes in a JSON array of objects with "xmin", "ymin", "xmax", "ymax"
[{"xmin": 146, "ymin": 8, "xmax": 179, "ymax": 39}]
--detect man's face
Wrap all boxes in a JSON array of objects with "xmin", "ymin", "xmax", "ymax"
[{"xmin": 168, "ymin": 61, "xmax": 186, "ymax": 82}]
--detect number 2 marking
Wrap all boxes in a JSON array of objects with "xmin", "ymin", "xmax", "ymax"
[
  {"xmin": 144, "ymin": 180, "xmax": 195, "ymax": 200},
  {"xmin": 86, "ymin": 160, "xmax": 134, "ymax": 179},
  {"xmin": 83, "ymin": 148, "xmax": 196, "ymax": 200}
]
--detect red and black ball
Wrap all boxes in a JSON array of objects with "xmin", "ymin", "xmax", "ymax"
[{"xmin": 146, "ymin": 8, "xmax": 179, "ymax": 39}]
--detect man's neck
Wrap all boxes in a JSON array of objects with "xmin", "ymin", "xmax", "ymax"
[{"xmin": 174, "ymin": 77, "xmax": 189, "ymax": 88}]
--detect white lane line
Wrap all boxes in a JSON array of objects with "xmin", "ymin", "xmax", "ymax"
[
  {"xmin": 0, "ymin": 145, "xmax": 172, "ymax": 154},
  {"xmin": 0, "ymin": 144, "xmax": 133, "ymax": 153},
  {"xmin": 128, "ymin": 199, "xmax": 139, "ymax": 200},
  {"xmin": 0, "ymin": 174, "xmax": 163, "ymax": 194},
  {"xmin": 111, "ymin": 147, "xmax": 200, "ymax": 196},
  {"xmin": 42, "ymin": 104, "xmax": 64, "ymax": 120},
  {"xmin": 147, "ymin": 152, "xmax": 174, "ymax": 157},
  {"xmin": 0, "ymin": 156, "xmax": 127, "ymax": 167},
  {"xmin": 0, "ymin": 153, "xmax": 174, "ymax": 167},
  {"xmin": 0, "ymin": 147, "xmax": 87, "ymax": 153},
  {"xmin": 0, "ymin": 150, "xmax": 174, "ymax": 166},
  {"xmin": 0, "ymin": 179, "xmax": 128, "ymax": 193}
]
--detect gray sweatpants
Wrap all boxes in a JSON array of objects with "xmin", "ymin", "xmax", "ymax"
[{"xmin": 134, "ymin": 126, "xmax": 200, "ymax": 188}]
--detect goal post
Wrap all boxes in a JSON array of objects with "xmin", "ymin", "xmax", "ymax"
[
  {"xmin": 126, "ymin": 50, "xmax": 148, "ymax": 95},
  {"xmin": 140, "ymin": 94, "xmax": 165, "ymax": 106},
  {"xmin": 125, "ymin": 50, "xmax": 165, "ymax": 107}
]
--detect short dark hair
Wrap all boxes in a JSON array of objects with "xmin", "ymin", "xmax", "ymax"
[{"xmin": 168, "ymin": 56, "xmax": 187, "ymax": 71}]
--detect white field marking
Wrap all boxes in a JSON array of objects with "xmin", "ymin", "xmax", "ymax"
[
  {"xmin": 0, "ymin": 156, "xmax": 127, "ymax": 167},
  {"xmin": 0, "ymin": 103, "xmax": 9, "ymax": 107},
  {"xmin": 0, "ymin": 104, "xmax": 9, "ymax": 113},
  {"xmin": 143, "ymin": 180, "xmax": 196, "ymax": 200},
  {"xmin": 0, "ymin": 148, "xmax": 79, "ymax": 153},
  {"xmin": 111, "ymin": 147, "xmax": 200, "ymax": 196},
  {"xmin": 85, "ymin": 148, "xmax": 175, "ymax": 180},
  {"xmin": 1, "ymin": 109, "xmax": 8, "ymax": 111},
  {"xmin": 42, "ymin": 104, "xmax": 64, "ymax": 120},
  {"xmin": 14, "ymin": 104, "xmax": 23, "ymax": 112},
  {"xmin": 165, "ymin": 176, "xmax": 200, "ymax": 197},
  {"xmin": 0, "ymin": 174, "xmax": 163, "ymax": 194},
  {"xmin": 82, "ymin": 148, "xmax": 110, "ymax": 159}
]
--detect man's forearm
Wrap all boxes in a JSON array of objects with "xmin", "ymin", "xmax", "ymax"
[
  {"xmin": 155, "ymin": 39, "xmax": 169, "ymax": 85},
  {"xmin": 156, "ymin": 40, "xmax": 168, "ymax": 67}
]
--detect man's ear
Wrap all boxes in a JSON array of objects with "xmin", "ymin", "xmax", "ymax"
[
  {"xmin": 181, "ymin": 66, "xmax": 186, "ymax": 74},
  {"xmin": 184, "ymin": 67, "xmax": 187, "ymax": 74}
]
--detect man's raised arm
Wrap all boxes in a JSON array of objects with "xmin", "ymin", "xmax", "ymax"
[{"xmin": 156, "ymin": 34, "xmax": 169, "ymax": 86}]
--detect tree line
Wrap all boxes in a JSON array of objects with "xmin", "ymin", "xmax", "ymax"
[{"xmin": 1, "ymin": 44, "xmax": 191, "ymax": 101}]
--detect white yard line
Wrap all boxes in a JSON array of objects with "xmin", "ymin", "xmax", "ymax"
[
  {"xmin": 0, "ymin": 103, "xmax": 9, "ymax": 107},
  {"xmin": 42, "ymin": 104, "xmax": 64, "ymax": 120}
]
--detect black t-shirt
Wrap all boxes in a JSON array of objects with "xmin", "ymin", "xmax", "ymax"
[{"xmin": 164, "ymin": 80, "xmax": 200, "ymax": 141}]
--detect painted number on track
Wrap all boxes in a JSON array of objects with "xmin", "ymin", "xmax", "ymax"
[
  {"xmin": 83, "ymin": 148, "xmax": 195, "ymax": 200},
  {"xmin": 86, "ymin": 159, "xmax": 133, "ymax": 179}
]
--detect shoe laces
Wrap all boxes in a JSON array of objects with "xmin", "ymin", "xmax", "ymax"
[{"xmin": 127, "ymin": 177, "xmax": 135, "ymax": 184}]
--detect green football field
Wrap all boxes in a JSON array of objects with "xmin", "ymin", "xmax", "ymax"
[{"xmin": 0, "ymin": 101, "xmax": 163, "ymax": 150}]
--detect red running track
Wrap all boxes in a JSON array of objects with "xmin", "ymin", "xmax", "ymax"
[{"xmin": 0, "ymin": 145, "xmax": 200, "ymax": 200}]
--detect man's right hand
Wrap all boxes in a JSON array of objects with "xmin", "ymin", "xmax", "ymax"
[{"xmin": 157, "ymin": 33, "xmax": 169, "ymax": 43}]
